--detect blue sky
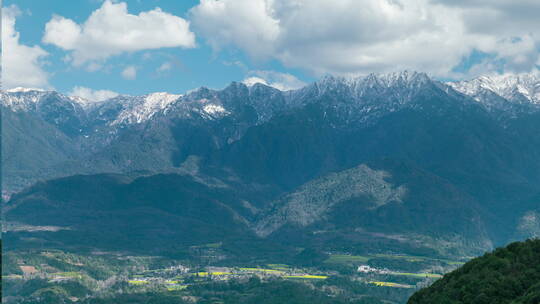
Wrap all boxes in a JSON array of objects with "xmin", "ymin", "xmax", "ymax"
[
  {"xmin": 4, "ymin": 0, "xmax": 313, "ymax": 96},
  {"xmin": 3, "ymin": 0, "xmax": 539, "ymax": 99}
]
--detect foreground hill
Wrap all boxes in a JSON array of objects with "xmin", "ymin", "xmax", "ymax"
[{"xmin": 408, "ymin": 239, "xmax": 540, "ymax": 304}]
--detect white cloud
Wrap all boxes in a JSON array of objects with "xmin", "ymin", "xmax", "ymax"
[
  {"xmin": 69, "ymin": 86, "xmax": 119, "ymax": 101},
  {"xmin": 190, "ymin": 0, "xmax": 540, "ymax": 78},
  {"xmin": 2, "ymin": 5, "xmax": 49, "ymax": 89},
  {"xmin": 43, "ymin": 15, "xmax": 81, "ymax": 50},
  {"xmin": 243, "ymin": 71, "xmax": 306, "ymax": 91},
  {"xmin": 157, "ymin": 62, "xmax": 172, "ymax": 72},
  {"xmin": 43, "ymin": 0, "xmax": 196, "ymax": 67},
  {"xmin": 243, "ymin": 77, "xmax": 269, "ymax": 87},
  {"xmin": 190, "ymin": 0, "xmax": 279, "ymax": 59},
  {"xmin": 121, "ymin": 66, "xmax": 137, "ymax": 80}
]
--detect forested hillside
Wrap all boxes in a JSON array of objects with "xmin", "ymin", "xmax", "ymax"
[{"xmin": 408, "ymin": 239, "xmax": 540, "ymax": 304}]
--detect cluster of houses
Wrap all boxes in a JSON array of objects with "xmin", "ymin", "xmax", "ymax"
[{"xmin": 357, "ymin": 265, "xmax": 390, "ymax": 274}]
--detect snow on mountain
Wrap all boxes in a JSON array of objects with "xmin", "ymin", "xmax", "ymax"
[
  {"xmin": 448, "ymin": 74, "xmax": 540, "ymax": 111},
  {"xmin": 306, "ymin": 71, "xmax": 539, "ymax": 118},
  {"xmin": 2, "ymin": 71, "xmax": 437, "ymax": 127},
  {"xmin": 111, "ymin": 92, "xmax": 182, "ymax": 125},
  {"xmin": 362, "ymin": 70, "xmax": 431, "ymax": 89},
  {"xmin": 5, "ymin": 87, "xmax": 46, "ymax": 93},
  {"xmin": 202, "ymin": 103, "xmax": 230, "ymax": 117},
  {"xmin": 311, "ymin": 71, "xmax": 431, "ymax": 95},
  {"xmin": 2, "ymin": 88, "xmax": 183, "ymax": 125},
  {"xmin": 181, "ymin": 82, "xmax": 290, "ymax": 123},
  {"xmin": 69, "ymin": 95, "xmax": 100, "ymax": 110},
  {"xmin": 4, "ymin": 71, "xmax": 539, "ymax": 132},
  {"xmin": 1, "ymin": 88, "xmax": 94, "ymax": 112},
  {"xmin": 1, "ymin": 89, "xmax": 52, "ymax": 111},
  {"xmin": 290, "ymin": 70, "xmax": 452, "ymax": 125}
]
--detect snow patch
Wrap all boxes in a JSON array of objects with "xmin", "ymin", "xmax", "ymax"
[
  {"xmin": 112, "ymin": 92, "xmax": 181, "ymax": 125},
  {"xmin": 203, "ymin": 104, "xmax": 228, "ymax": 116}
]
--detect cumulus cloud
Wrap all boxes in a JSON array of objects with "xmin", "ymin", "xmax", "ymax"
[
  {"xmin": 2, "ymin": 5, "xmax": 49, "ymax": 89},
  {"xmin": 121, "ymin": 66, "xmax": 137, "ymax": 80},
  {"xmin": 243, "ymin": 71, "xmax": 306, "ymax": 91},
  {"xmin": 69, "ymin": 86, "xmax": 119, "ymax": 101},
  {"xmin": 190, "ymin": 0, "xmax": 540, "ymax": 78},
  {"xmin": 432, "ymin": 0, "xmax": 540, "ymax": 74},
  {"xmin": 190, "ymin": 0, "xmax": 279, "ymax": 59},
  {"xmin": 43, "ymin": 0, "xmax": 196, "ymax": 67}
]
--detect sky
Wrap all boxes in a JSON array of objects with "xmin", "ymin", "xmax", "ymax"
[{"xmin": 2, "ymin": 0, "xmax": 540, "ymax": 100}]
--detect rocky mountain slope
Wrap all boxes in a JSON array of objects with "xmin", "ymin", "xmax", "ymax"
[
  {"xmin": 448, "ymin": 73, "xmax": 540, "ymax": 116},
  {"xmin": 3, "ymin": 72, "xmax": 539, "ymax": 194}
]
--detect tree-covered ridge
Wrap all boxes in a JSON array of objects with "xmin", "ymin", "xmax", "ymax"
[{"xmin": 408, "ymin": 239, "xmax": 540, "ymax": 304}]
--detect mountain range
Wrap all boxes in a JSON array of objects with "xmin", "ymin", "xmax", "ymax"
[{"xmin": 3, "ymin": 71, "xmax": 540, "ymax": 260}]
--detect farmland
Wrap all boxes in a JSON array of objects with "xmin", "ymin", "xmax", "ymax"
[{"xmin": 2, "ymin": 248, "xmax": 464, "ymax": 304}]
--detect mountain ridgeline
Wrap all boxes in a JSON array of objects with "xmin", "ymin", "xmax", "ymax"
[{"xmin": 3, "ymin": 71, "xmax": 540, "ymax": 260}]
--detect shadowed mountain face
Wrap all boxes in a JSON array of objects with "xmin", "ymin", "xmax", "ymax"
[
  {"xmin": 3, "ymin": 71, "xmax": 540, "ymax": 258},
  {"xmin": 4, "ymin": 174, "xmax": 258, "ymax": 254},
  {"xmin": 3, "ymin": 160, "xmax": 492, "ymax": 259}
]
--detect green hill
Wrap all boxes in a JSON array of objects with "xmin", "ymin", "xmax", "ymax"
[{"xmin": 408, "ymin": 239, "xmax": 540, "ymax": 304}]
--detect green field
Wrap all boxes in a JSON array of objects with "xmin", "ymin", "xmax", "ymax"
[
  {"xmin": 370, "ymin": 281, "xmax": 415, "ymax": 288},
  {"xmin": 390, "ymin": 272, "xmax": 442, "ymax": 278},
  {"xmin": 284, "ymin": 275, "xmax": 328, "ymax": 280}
]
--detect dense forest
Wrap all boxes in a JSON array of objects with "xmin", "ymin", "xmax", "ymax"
[{"xmin": 408, "ymin": 239, "xmax": 540, "ymax": 304}]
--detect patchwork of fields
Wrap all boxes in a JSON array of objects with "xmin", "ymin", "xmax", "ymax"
[{"xmin": 3, "ymin": 248, "xmax": 465, "ymax": 303}]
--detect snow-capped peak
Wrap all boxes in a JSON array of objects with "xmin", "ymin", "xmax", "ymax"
[
  {"xmin": 317, "ymin": 70, "xmax": 430, "ymax": 88},
  {"xmin": 3, "ymin": 88, "xmax": 100, "ymax": 113},
  {"xmin": 449, "ymin": 73, "xmax": 540, "ymax": 106},
  {"xmin": 111, "ymin": 92, "xmax": 182, "ymax": 125},
  {"xmin": 1, "ymin": 88, "xmax": 52, "ymax": 111},
  {"xmin": 145, "ymin": 92, "xmax": 182, "ymax": 108},
  {"xmin": 311, "ymin": 70, "xmax": 433, "ymax": 99}
]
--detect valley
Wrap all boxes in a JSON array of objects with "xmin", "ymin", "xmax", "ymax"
[
  {"xmin": 2, "ymin": 71, "xmax": 540, "ymax": 303},
  {"xmin": 3, "ymin": 0, "xmax": 540, "ymax": 301},
  {"xmin": 3, "ymin": 246, "xmax": 463, "ymax": 304}
]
